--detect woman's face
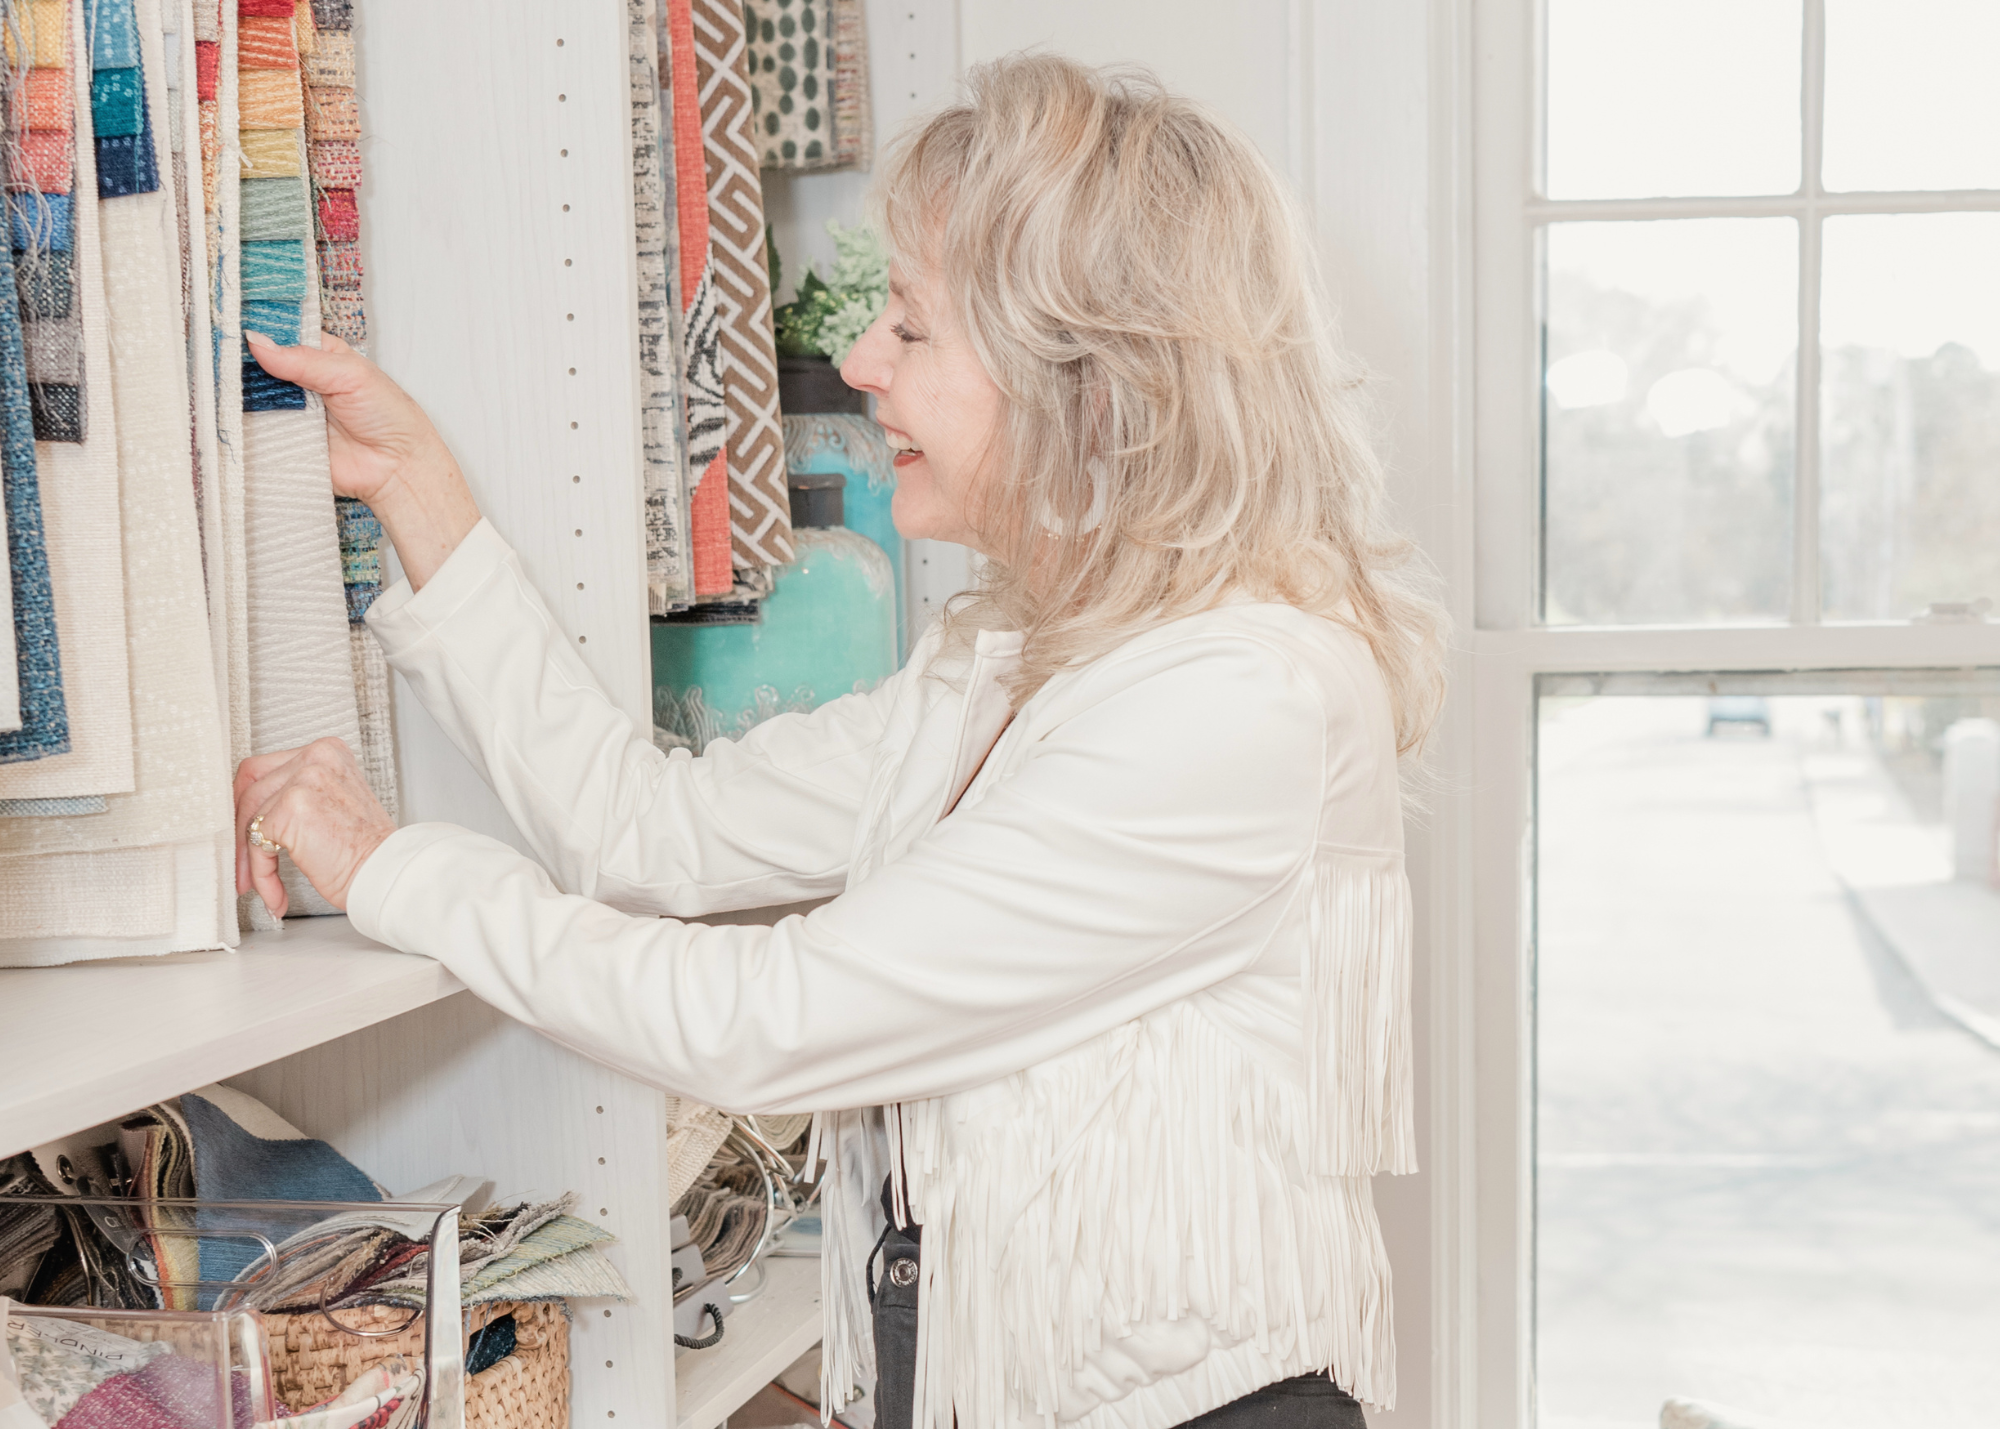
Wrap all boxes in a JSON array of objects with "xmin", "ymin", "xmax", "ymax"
[{"xmin": 840, "ymin": 262, "xmax": 1006, "ymax": 554}]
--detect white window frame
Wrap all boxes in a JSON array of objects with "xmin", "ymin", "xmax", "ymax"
[{"xmin": 1461, "ymin": 2, "xmax": 2000, "ymax": 1425}]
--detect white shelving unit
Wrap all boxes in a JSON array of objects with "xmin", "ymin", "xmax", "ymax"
[{"xmin": 4, "ymin": 3, "xmax": 969, "ymax": 1425}]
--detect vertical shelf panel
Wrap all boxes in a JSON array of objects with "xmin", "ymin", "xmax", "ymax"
[{"xmin": 357, "ymin": 0, "xmax": 650, "ymax": 850}]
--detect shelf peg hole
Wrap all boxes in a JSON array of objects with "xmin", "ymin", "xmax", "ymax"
[
  {"xmin": 560, "ymin": 148, "xmax": 569, "ymax": 157},
  {"xmin": 558, "ymin": 92, "xmax": 567, "ymax": 101},
  {"xmin": 572, "ymin": 474, "xmax": 581, "ymax": 483},
  {"xmin": 596, "ymin": 1105, "xmax": 604, "ymax": 1112},
  {"xmin": 568, "ymin": 367, "xmax": 577, "ymax": 376},
  {"xmin": 579, "ymin": 636, "xmax": 587, "ymax": 644},
  {"xmin": 577, "ymin": 582, "xmax": 585, "ymax": 591},
  {"xmin": 562, "ymin": 203, "xmax": 570, "ymax": 212},
  {"xmin": 597, "ymin": 1156, "xmax": 605, "ymax": 1163},
  {"xmin": 570, "ymin": 421, "xmax": 579, "ymax": 430}
]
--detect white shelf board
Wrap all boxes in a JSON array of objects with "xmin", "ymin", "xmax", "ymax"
[
  {"xmin": 0, "ymin": 917, "xmax": 462, "ymax": 1157},
  {"xmin": 676, "ymin": 1255, "xmax": 825, "ymax": 1429}
]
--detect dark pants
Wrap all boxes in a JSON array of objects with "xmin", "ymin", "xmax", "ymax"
[{"xmin": 868, "ymin": 1183, "xmax": 1367, "ymax": 1429}]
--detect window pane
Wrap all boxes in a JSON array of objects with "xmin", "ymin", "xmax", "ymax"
[
  {"xmin": 1545, "ymin": 0, "xmax": 1800, "ymax": 199},
  {"xmin": 1537, "ymin": 687, "xmax": 2000, "ymax": 1429},
  {"xmin": 1824, "ymin": 0, "xmax": 2000, "ymax": 192},
  {"xmin": 1544, "ymin": 221, "xmax": 1796, "ymax": 625},
  {"xmin": 1821, "ymin": 214, "xmax": 2000, "ymax": 620}
]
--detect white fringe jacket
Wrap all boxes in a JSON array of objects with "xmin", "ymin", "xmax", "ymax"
[{"xmin": 349, "ymin": 520, "xmax": 1415, "ymax": 1429}]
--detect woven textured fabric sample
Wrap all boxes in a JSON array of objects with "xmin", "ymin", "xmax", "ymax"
[
  {"xmin": 243, "ymin": 407, "xmax": 362, "ymax": 919},
  {"xmin": 0, "ymin": 241, "xmax": 70, "ymax": 764},
  {"xmin": 690, "ymin": 0, "xmax": 792, "ymax": 571},
  {"xmin": 210, "ymin": 0, "xmax": 251, "ymax": 795},
  {"xmin": 632, "ymin": 0, "xmax": 691, "ymax": 612},
  {"xmin": 829, "ymin": 0, "xmax": 870, "ymax": 169},
  {"xmin": 88, "ymin": 0, "xmax": 159, "ymax": 197},
  {"xmin": 663, "ymin": 0, "xmax": 733, "ymax": 595},
  {"xmin": 167, "ymin": 0, "xmax": 229, "ymax": 836},
  {"xmin": 0, "ymin": 792, "xmax": 103, "ymax": 813},
  {"xmin": 0, "ymin": 11, "xmax": 135, "ymax": 802},
  {"xmin": 0, "ymin": 0, "xmax": 232, "ymax": 960},
  {"xmin": 742, "ymin": 0, "xmax": 837, "ymax": 171},
  {"xmin": 348, "ymin": 624, "xmax": 396, "ymax": 821}
]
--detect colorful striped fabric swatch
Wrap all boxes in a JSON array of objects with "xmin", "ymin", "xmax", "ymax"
[
  {"xmin": 8, "ymin": 0, "xmax": 84, "ymax": 441},
  {"xmin": 234, "ymin": 0, "xmax": 315, "ymax": 407},
  {"xmin": 302, "ymin": 0, "xmax": 360, "ymax": 345},
  {"xmin": 86, "ymin": 0, "xmax": 158, "ymax": 197},
  {"xmin": 334, "ymin": 496, "xmax": 380, "ymax": 619}
]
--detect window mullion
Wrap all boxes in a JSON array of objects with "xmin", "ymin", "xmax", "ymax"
[{"xmin": 1794, "ymin": 0, "xmax": 1828, "ymax": 624}]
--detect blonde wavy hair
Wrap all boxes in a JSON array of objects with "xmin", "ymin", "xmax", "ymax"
[{"xmin": 880, "ymin": 54, "xmax": 1447, "ymax": 757}]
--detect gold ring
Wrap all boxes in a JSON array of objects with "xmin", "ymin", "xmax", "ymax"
[{"xmin": 248, "ymin": 815, "xmax": 285, "ymax": 856}]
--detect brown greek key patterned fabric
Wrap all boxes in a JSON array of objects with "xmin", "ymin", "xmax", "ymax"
[{"xmin": 691, "ymin": 0, "xmax": 793, "ymax": 570}]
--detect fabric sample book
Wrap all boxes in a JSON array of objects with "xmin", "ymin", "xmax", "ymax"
[
  {"xmin": 0, "ymin": 0, "xmax": 234, "ymax": 964},
  {"xmin": 0, "ymin": 0, "xmax": 136, "ymax": 804}
]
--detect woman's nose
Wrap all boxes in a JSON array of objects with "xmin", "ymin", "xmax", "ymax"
[{"xmin": 839, "ymin": 317, "xmax": 894, "ymax": 397}]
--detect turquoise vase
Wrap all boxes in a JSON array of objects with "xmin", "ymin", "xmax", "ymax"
[
  {"xmin": 653, "ymin": 474, "xmax": 897, "ymax": 747},
  {"xmin": 782, "ymin": 413, "xmax": 904, "ymax": 656}
]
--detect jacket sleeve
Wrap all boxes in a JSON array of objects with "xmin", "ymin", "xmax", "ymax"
[
  {"xmin": 364, "ymin": 519, "xmax": 902, "ymax": 915},
  {"xmin": 346, "ymin": 631, "xmax": 1335, "ymax": 1112}
]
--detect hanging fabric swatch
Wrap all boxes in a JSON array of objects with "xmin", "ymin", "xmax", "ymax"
[
  {"xmin": 662, "ymin": 0, "xmax": 732, "ymax": 597},
  {"xmin": 8, "ymin": 0, "xmax": 86, "ymax": 439},
  {"xmin": 0, "ymin": 0, "xmax": 135, "ymax": 804},
  {"xmin": 631, "ymin": 0, "xmax": 692, "ymax": 614},
  {"xmin": 690, "ymin": 0, "xmax": 793, "ymax": 573},
  {"xmin": 166, "ymin": 0, "xmax": 232, "ymax": 802},
  {"xmin": 0, "ymin": 0, "xmax": 235, "ymax": 965},
  {"xmin": 299, "ymin": 0, "xmax": 359, "ymax": 345},
  {"xmin": 235, "ymin": 0, "xmax": 362, "ymax": 923},
  {"xmin": 829, "ymin": 0, "xmax": 870, "ymax": 170},
  {"xmin": 0, "ymin": 240, "xmax": 67, "ymax": 765},
  {"xmin": 0, "ymin": 0, "xmax": 71, "ymax": 760},
  {"xmin": 206, "ymin": 0, "xmax": 253, "ymax": 788},
  {"xmin": 740, "ymin": 0, "xmax": 870, "ymax": 175},
  {"xmin": 89, "ymin": 0, "xmax": 160, "ymax": 196},
  {"xmin": 742, "ymin": 0, "xmax": 834, "ymax": 171}
]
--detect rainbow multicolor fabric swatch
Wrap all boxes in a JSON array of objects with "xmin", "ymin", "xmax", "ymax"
[
  {"xmin": 7, "ymin": 0, "xmax": 84, "ymax": 440},
  {"xmin": 301, "ymin": 0, "xmax": 360, "ymax": 345},
  {"xmin": 235, "ymin": 0, "xmax": 310, "ymax": 410}
]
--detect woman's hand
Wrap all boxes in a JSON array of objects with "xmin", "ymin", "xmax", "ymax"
[
  {"xmin": 245, "ymin": 331, "xmax": 482, "ymax": 589},
  {"xmin": 234, "ymin": 739, "xmax": 398, "ymax": 917}
]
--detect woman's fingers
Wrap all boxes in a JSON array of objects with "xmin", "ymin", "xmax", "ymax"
[
  {"xmin": 244, "ymin": 329, "xmax": 370, "ymax": 398},
  {"xmin": 231, "ymin": 739, "xmax": 398, "ymax": 917}
]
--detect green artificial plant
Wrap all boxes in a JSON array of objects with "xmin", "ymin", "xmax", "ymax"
[{"xmin": 770, "ymin": 220, "xmax": 889, "ymax": 364}]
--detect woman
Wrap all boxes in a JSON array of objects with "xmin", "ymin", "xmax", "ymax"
[{"xmin": 239, "ymin": 54, "xmax": 1445, "ymax": 1429}]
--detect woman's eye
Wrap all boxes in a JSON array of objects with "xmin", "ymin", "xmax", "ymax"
[{"xmin": 891, "ymin": 322, "xmax": 921, "ymax": 345}]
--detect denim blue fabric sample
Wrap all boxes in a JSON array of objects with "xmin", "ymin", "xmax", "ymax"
[{"xmin": 0, "ymin": 239, "xmax": 69, "ymax": 763}]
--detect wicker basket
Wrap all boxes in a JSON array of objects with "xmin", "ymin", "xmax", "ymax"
[{"xmin": 263, "ymin": 1301, "xmax": 570, "ymax": 1429}]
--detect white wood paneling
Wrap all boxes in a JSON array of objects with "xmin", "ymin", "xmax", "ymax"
[
  {"xmin": 358, "ymin": 0, "xmax": 650, "ymax": 848},
  {"xmin": 234, "ymin": 992, "xmax": 673, "ymax": 1429},
  {"xmin": 0, "ymin": 920, "xmax": 459, "ymax": 1159}
]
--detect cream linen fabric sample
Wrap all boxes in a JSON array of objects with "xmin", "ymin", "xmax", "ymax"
[{"xmin": 0, "ymin": 0, "xmax": 134, "ymax": 800}]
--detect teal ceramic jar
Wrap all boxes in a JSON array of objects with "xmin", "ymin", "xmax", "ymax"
[
  {"xmin": 652, "ymin": 473, "xmax": 897, "ymax": 747},
  {"xmin": 782, "ymin": 412, "xmax": 903, "ymax": 655}
]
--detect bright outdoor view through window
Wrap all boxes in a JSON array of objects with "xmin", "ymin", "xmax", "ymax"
[
  {"xmin": 1539, "ymin": 0, "xmax": 2000, "ymax": 625},
  {"xmin": 1536, "ymin": 689, "xmax": 2000, "ymax": 1428},
  {"xmin": 1530, "ymin": 2, "xmax": 2000, "ymax": 1425}
]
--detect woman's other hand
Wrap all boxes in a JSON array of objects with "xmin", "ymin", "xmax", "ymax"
[
  {"xmin": 245, "ymin": 331, "xmax": 482, "ymax": 588},
  {"xmin": 234, "ymin": 739, "xmax": 397, "ymax": 917}
]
